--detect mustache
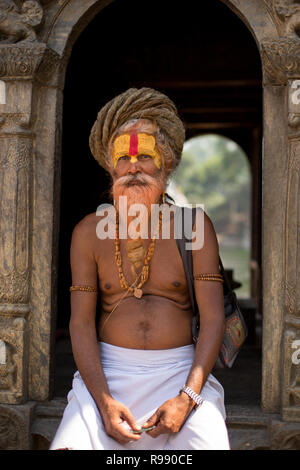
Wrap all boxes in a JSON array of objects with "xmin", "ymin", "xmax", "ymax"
[
  {"xmin": 114, "ymin": 173, "xmax": 158, "ymax": 187},
  {"xmin": 112, "ymin": 171, "xmax": 165, "ymax": 216}
]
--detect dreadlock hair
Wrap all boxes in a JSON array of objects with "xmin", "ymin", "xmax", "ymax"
[{"xmin": 89, "ymin": 87, "xmax": 185, "ymax": 176}]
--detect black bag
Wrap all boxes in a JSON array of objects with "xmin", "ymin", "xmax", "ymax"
[{"xmin": 175, "ymin": 207, "xmax": 248, "ymax": 368}]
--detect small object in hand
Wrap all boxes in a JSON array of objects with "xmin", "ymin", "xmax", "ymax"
[{"xmin": 132, "ymin": 425, "xmax": 156, "ymax": 433}]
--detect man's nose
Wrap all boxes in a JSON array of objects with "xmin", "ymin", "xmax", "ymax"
[{"xmin": 128, "ymin": 161, "xmax": 140, "ymax": 173}]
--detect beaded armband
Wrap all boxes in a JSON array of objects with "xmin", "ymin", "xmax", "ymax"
[
  {"xmin": 70, "ymin": 285, "xmax": 98, "ymax": 293},
  {"xmin": 193, "ymin": 273, "xmax": 224, "ymax": 283}
]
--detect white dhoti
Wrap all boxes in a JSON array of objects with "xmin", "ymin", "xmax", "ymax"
[{"xmin": 50, "ymin": 342, "xmax": 230, "ymax": 450}]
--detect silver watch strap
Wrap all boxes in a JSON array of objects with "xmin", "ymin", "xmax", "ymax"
[{"xmin": 180, "ymin": 385, "xmax": 204, "ymax": 407}]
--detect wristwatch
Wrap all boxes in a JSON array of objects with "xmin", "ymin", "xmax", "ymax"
[{"xmin": 180, "ymin": 385, "xmax": 204, "ymax": 407}]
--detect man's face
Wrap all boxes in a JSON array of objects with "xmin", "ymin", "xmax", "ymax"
[{"xmin": 111, "ymin": 122, "xmax": 166, "ymax": 218}]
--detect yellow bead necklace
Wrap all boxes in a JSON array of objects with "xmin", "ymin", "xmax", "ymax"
[{"xmin": 114, "ymin": 211, "xmax": 162, "ymax": 298}]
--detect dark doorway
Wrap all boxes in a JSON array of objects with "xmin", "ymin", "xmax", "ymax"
[{"xmin": 54, "ymin": 0, "xmax": 262, "ymax": 406}]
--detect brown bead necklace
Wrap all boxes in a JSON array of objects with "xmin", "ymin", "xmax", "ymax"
[{"xmin": 114, "ymin": 211, "xmax": 162, "ymax": 299}]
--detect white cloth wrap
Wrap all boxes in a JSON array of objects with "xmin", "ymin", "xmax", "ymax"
[{"xmin": 50, "ymin": 342, "xmax": 230, "ymax": 450}]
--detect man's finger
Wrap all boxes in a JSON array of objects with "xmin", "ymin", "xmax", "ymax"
[
  {"xmin": 114, "ymin": 422, "xmax": 141, "ymax": 441},
  {"xmin": 143, "ymin": 411, "xmax": 159, "ymax": 429},
  {"xmin": 121, "ymin": 408, "xmax": 142, "ymax": 432},
  {"xmin": 146, "ymin": 421, "xmax": 165, "ymax": 438}
]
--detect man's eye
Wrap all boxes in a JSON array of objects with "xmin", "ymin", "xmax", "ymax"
[
  {"xmin": 119, "ymin": 155, "xmax": 130, "ymax": 161},
  {"xmin": 138, "ymin": 155, "xmax": 151, "ymax": 160}
]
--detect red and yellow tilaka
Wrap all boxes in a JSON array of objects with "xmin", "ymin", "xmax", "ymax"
[{"xmin": 112, "ymin": 133, "xmax": 162, "ymax": 169}]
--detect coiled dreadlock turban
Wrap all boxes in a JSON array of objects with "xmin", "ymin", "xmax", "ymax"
[{"xmin": 89, "ymin": 87, "xmax": 185, "ymax": 175}]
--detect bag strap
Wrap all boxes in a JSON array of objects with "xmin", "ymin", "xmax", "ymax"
[
  {"xmin": 218, "ymin": 253, "xmax": 234, "ymax": 296},
  {"xmin": 175, "ymin": 207, "xmax": 233, "ymax": 316},
  {"xmin": 175, "ymin": 207, "xmax": 197, "ymax": 315}
]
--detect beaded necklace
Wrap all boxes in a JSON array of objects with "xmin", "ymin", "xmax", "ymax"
[{"xmin": 114, "ymin": 211, "xmax": 162, "ymax": 299}]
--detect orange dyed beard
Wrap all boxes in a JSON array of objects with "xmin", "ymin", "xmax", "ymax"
[{"xmin": 112, "ymin": 173, "xmax": 165, "ymax": 236}]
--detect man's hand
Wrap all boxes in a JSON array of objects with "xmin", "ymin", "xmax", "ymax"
[
  {"xmin": 142, "ymin": 393, "xmax": 195, "ymax": 438},
  {"xmin": 98, "ymin": 395, "xmax": 142, "ymax": 445}
]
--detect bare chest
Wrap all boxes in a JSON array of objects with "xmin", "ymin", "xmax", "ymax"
[{"xmin": 94, "ymin": 237, "xmax": 188, "ymax": 300}]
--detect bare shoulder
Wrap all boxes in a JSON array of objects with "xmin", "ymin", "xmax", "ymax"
[
  {"xmin": 74, "ymin": 212, "xmax": 98, "ymax": 230},
  {"xmin": 192, "ymin": 208, "xmax": 219, "ymax": 264},
  {"xmin": 167, "ymin": 204, "xmax": 216, "ymax": 242},
  {"xmin": 71, "ymin": 212, "xmax": 99, "ymax": 251},
  {"xmin": 192, "ymin": 207, "xmax": 216, "ymax": 237},
  {"xmin": 203, "ymin": 210, "xmax": 217, "ymax": 237}
]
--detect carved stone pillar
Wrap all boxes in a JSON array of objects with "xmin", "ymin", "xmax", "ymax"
[
  {"xmin": 0, "ymin": 43, "xmax": 60, "ymax": 405},
  {"xmin": 260, "ymin": 3, "xmax": 300, "ymax": 421},
  {"xmin": 282, "ymin": 79, "xmax": 300, "ymax": 422}
]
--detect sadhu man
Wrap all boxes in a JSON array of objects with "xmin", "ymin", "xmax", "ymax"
[{"xmin": 50, "ymin": 88, "xmax": 230, "ymax": 450}]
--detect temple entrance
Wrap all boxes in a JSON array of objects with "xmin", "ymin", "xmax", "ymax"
[
  {"xmin": 54, "ymin": 0, "xmax": 262, "ymax": 408},
  {"xmin": 2, "ymin": 0, "xmax": 300, "ymax": 450}
]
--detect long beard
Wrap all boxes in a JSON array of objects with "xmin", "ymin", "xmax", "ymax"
[
  {"xmin": 112, "ymin": 173, "xmax": 165, "ymax": 225},
  {"xmin": 112, "ymin": 173, "xmax": 164, "ymax": 280}
]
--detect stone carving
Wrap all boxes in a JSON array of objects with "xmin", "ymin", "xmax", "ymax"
[
  {"xmin": 0, "ymin": 405, "xmax": 28, "ymax": 449},
  {"xmin": 271, "ymin": 419, "xmax": 300, "ymax": 449},
  {"xmin": 0, "ymin": 43, "xmax": 44, "ymax": 77},
  {"xmin": 0, "ymin": 317, "xmax": 27, "ymax": 404},
  {"xmin": 261, "ymin": 37, "xmax": 300, "ymax": 84},
  {"xmin": 281, "ymin": 328, "xmax": 300, "ymax": 422},
  {"xmin": 0, "ymin": 0, "xmax": 43, "ymax": 44},
  {"xmin": 0, "ymin": 272, "xmax": 30, "ymax": 304},
  {"xmin": 0, "ymin": 42, "xmax": 44, "ymax": 77},
  {"xmin": 0, "ymin": 139, "xmax": 30, "ymax": 304},
  {"xmin": 288, "ymin": 112, "xmax": 300, "ymax": 128},
  {"xmin": 274, "ymin": 429, "xmax": 300, "ymax": 449},
  {"xmin": 2, "ymin": 138, "xmax": 31, "ymax": 169},
  {"xmin": 288, "ymin": 141, "xmax": 300, "ymax": 171},
  {"xmin": 0, "ymin": 40, "xmax": 61, "ymax": 409},
  {"xmin": 285, "ymin": 283, "xmax": 298, "ymax": 316},
  {"xmin": 0, "ymin": 43, "xmax": 61, "ymax": 85},
  {"xmin": 275, "ymin": 0, "xmax": 300, "ymax": 18},
  {"xmin": 288, "ymin": 80, "xmax": 300, "ymax": 130},
  {"xmin": 0, "ymin": 342, "xmax": 17, "ymax": 392},
  {"xmin": 274, "ymin": 0, "xmax": 300, "ymax": 38},
  {"xmin": 285, "ymin": 141, "xmax": 300, "ymax": 319},
  {"xmin": 290, "ymin": 359, "xmax": 300, "ymax": 408},
  {"xmin": 282, "ymin": 136, "xmax": 300, "ymax": 422}
]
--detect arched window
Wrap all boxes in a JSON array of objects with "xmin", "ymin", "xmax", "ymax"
[{"xmin": 168, "ymin": 134, "xmax": 251, "ymax": 298}]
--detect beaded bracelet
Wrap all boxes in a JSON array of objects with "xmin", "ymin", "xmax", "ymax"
[
  {"xmin": 70, "ymin": 285, "xmax": 98, "ymax": 293},
  {"xmin": 194, "ymin": 273, "xmax": 224, "ymax": 283}
]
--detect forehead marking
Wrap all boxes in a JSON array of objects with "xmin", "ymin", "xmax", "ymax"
[{"xmin": 129, "ymin": 133, "xmax": 138, "ymax": 156}]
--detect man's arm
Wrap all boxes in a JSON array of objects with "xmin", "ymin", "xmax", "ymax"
[
  {"xmin": 69, "ymin": 218, "xmax": 141, "ymax": 444},
  {"xmin": 183, "ymin": 210, "xmax": 225, "ymax": 395},
  {"xmin": 143, "ymin": 210, "xmax": 225, "ymax": 436}
]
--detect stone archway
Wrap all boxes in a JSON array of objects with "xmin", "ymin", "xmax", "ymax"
[{"xmin": 0, "ymin": 0, "xmax": 299, "ymax": 449}]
